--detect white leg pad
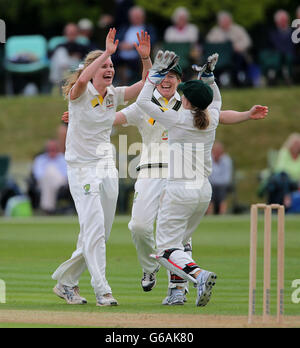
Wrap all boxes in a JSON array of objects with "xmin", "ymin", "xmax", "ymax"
[{"xmin": 150, "ymin": 254, "xmax": 197, "ymax": 285}]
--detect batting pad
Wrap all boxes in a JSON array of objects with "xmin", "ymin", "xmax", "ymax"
[{"xmin": 150, "ymin": 254, "xmax": 197, "ymax": 285}]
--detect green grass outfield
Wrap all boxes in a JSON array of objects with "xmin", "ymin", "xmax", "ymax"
[{"xmin": 0, "ymin": 215, "xmax": 299, "ymax": 328}]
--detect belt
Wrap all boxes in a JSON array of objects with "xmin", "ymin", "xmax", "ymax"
[{"xmin": 136, "ymin": 163, "xmax": 168, "ymax": 172}]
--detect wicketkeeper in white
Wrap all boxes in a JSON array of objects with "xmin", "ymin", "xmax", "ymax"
[{"xmin": 52, "ymin": 28, "xmax": 152, "ymax": 307}]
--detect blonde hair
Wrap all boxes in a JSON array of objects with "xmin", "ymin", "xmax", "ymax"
[{"xmin": 62, "ymin": 50, "xmax": 104, "ymax": 98}]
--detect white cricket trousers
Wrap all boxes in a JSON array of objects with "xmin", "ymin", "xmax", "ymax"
[
  {"xmin": 128, "ymin": 178, "xmax": 166, "ymax": 274},
  {"xmin": 156, "ymin": 179, "xmax": 212, "ymax": 272},
  {"xmin": 128, "ymin": 177, "xmax": 192, "ymax": 290},
  {"xmin": 52, "ymin": 165, "xmax": 118, "ymax": 296}
]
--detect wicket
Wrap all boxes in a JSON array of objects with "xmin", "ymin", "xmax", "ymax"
[{"xmin": 248, "ymin": 203, "xmax": 285, "ymax": 324}]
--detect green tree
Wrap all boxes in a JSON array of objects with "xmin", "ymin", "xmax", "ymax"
[{"xmin": 1, "ymin": 0, "xmax": 102, "ymax": 36}]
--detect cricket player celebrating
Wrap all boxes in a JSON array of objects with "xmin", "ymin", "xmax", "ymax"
[
  {"xmin": 135, "ymin": 50, "xmax": 250, "ymax": 307},
  {"xmin": 113, "ymin": 65, "xmax": 268, "ymax": 306},
  {"xmin": 61, "ymin": 56, "xmax": 268, "ymax": 306},
  {"xmin": 52, "ymin": 28, "xmax": 151, "ymax": 307}
]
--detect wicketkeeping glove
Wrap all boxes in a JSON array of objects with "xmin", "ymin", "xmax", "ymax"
[
  {"xmin": 192, "ymin": 53, "xmax": 219, "ymax": 85},
  {"xmin": 147, "ymin": 50, "xmax": 179, "ymax": 85}
]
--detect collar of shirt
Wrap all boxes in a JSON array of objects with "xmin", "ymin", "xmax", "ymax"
[
  {"xmin": 87, "ymin": 81, "xmax": 114, "ymax": 98},
  {"xmin": 153, "ymin": 88, "xmax": 181, "ymax": 106}
]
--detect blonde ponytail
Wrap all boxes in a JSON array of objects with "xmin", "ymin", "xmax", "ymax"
[{"xmin": 192, "ymin": 108, "xmax": 210, "ymax": 130}]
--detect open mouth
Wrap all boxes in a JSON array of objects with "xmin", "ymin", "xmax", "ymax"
[
  {"xmin": 103, "ymin": 75, "xmax": 113, "ymax": 81},
  {"xmin": 161, "ymin": 85, "xmax": 171, "ymax": 90}
]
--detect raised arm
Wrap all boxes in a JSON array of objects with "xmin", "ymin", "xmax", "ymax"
[
  {"xmin": 219, "ymin": 105, "xmax": 269, "ymax": 124},
  {"xmin": 208, "ymin": 82, "xmax": 222, "ymax": 114},
  {"xmin": 193, "ymin": 54, "xmax": 222, "ymax": 114},
  {"xmin": 70, "ymin": 28, "xmax": 119, "ymax": 100},
  {"xmin": 136, "ymin": 51, "xmax": 180, "ymax": 128},
  {"xmin": 62, "ymin": 109, "xmax": 128, "ymax": 126},
  {"xmin": 136, "ymin": 80, "xmax": 178, "ymax": 128},
  {"xmin": 124, "ymin": 31, "xmax": 152, "ymax": 102}
]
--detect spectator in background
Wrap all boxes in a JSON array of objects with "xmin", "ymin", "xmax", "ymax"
[
  {"xmin": 275, "ymin": 134, "xmax": 300, "ymax": 183},
  {"xmin": 274, "ymin": 134, "xmax": 300, "ymax": 210},
  {"xmin": 49, "ymin": 23, "xmax": 89, "ymax": 89},
  {"xmin": 113, "ymin": 6, "xmax": 157, "ymax": 85},
  {"xmin": 208, "ymin": 142, "xmax": 233, "ymax": 215},
  {"xmin": 31, "ymin": 139, "xmax": 68, "ymax": 214},
  {"xmin": 164, "ymin": 7, "xmax": 199, "ymax": 44},
  {"xmin": 206, "ymin": 11, "xmax": 252, "ymax": 85},
  {"xmin": 164, "ymin": 7, "xmax": 201, "ymax": 73},
  {"xmin": 260, "ymin": 134, "xmax": 300, "ymax": 210},
  {"xmin": 268, "ymin": 9, "xmax": 294, "ymax": 83},
  {"xmin": 78, "ymin": 18, "xmax": 99, "ymax": 51}
]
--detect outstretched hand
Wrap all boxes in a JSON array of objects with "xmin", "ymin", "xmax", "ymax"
[
  {"xmin": 249, "ymin": 105, "xmax": 269, "ymax": 120},
  {"xmin": 192, "ymin": 53, "xmax": 219, "ymax": 85},
  {"xmin": 134, "ymin": 31, "xmax": 151, "ymax": 59},
  {"xmin": 147, "ymin": 50, "xmax": 179, "ymax": 85},
  {"xmin": 106, "ymin": 28, "xmax": 119, "ymax": 55}
]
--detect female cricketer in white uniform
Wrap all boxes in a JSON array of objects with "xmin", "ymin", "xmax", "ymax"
[
  {"xmin": 52, "ymin": 28, "xmax": 151, "ymax": 306},
  {"xmin": 136, "ymin": 50, "xmax": 223, "ymax": 307}
]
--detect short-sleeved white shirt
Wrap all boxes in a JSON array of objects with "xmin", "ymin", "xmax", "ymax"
[
  {"xmin": 121, "ymin": 89, "xmax": 182, "ymax": 172},
  {"xmin": 65, "ymin": 82, "xmax": 126, "ymax": 166},
  {"xmin": 136, "ymin": 81, "xmax": 222, "ymax": 182}
]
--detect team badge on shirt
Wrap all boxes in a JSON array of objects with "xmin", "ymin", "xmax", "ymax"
[
  {"xmin": 161, "ymin": 130, "xmax": 168, "ymax": 141},
  {"xmin": 84, "ymin": 184, "xmax": 91, "ymax": 195},
  {"xmin": 106, "ymin": 97, "xmax": 114, "ymax": 109}
]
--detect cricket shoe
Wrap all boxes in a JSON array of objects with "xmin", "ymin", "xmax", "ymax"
[
  {"xmin": 196, "ymin": 270, "xmax": 217, "ymax": 307},
  {"xmin": 141, "ymin": 267, "xmax": 160, "ymax": 292},
  {"xmin": 53, "ymin": 284, "xmax": 87, "ymax": 305},
  {"xmin": 162, "ymin": 289, "xmax": 184, "ymax": 306},
  {"xmin": 183, "ymin": 289, "xmax": 188, "ymax": 303},
  {"xmin": 96, "ymin": 293, "xmax": 118, "ymax": 307}
]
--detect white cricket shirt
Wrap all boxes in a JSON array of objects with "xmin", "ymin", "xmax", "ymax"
[
  {"xmin": 65, "ymin": 82, "xmax": 126, "ymax": 166},
  {"xmin": 122, "ymin": 89, "xmax": 182, "ymax": 178},
  {"xmin": 136, "ymin": 81, "xmax": 222, "ymax": 183}
]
